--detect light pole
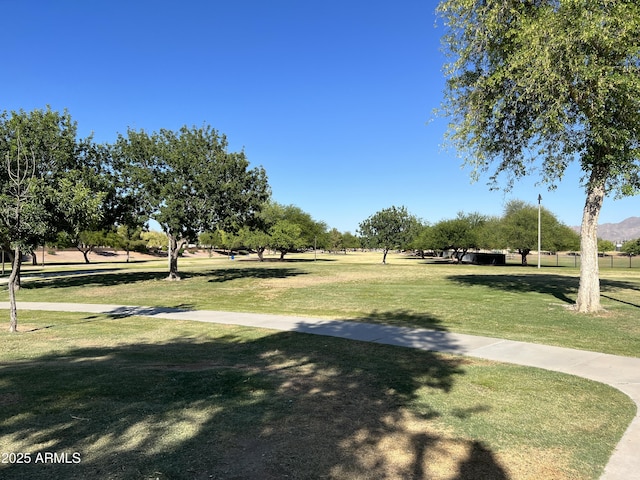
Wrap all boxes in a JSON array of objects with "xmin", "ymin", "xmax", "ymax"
[{"xmin": 537, "ymin": 194, "xmax": 542, "ymax": 269}]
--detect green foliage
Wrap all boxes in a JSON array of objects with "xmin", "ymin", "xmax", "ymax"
[
  {"xmin": 235, "ymin": 226, "xmax": 270, "ymax": 259},
  {"xmin": 198, "ymin": 229, "xmax": 234, "ymax": 251},
  {"xmin": 621, "ymin": 239, "xmax": 640, "ymax": 256},
  {"xmin": 112, "ymin": 225, "xmax": 147, "ymax": 257},
  {"xmin": 438, "ymin": 0, "xmax": 640, "ymax": 194},
  {"xmin": 237, "ymin": 202, "xmax": 326, "ymax": 260},
  {"xmin": 141, "ymin": 231, "xmax": 167, "ymax": 251},
  {"xmin": 598, "ymin": 239, "xmax": 616, "ymax": 254},
  {"xmin": 408, "ymin": 223, "xmax": 434, "ymax": 254},
  {"xmin": 358, "ymin": 205, "xmax": 420, "ymax": 263},
  {"xmin": 114, "ymin": 125, "xmax": 270, "ymax": 278},
  {"xmin": 116, "ymin": 125, "xmax": 269, "ymax": 238},
  {"xmin": 0, "ymin": 107, "xmax": 112, "ymax": 327},
  {"xmin": 341, "ymin": 231, "xmax": 361, "ymax": 250},
  {"xmin": 327, "ymin": 228, "xmax": 344, "ymax": 252},
  {"xmin": 269, "ymin": 220, "xmax": 305, "ymax": 259},
  {"xmin": 438, "ymin": 0, "xmax": 640, "ymax": 310},
  {"xmin": 0, "ymin": 108, "xmax": 81, "ymax": 251},
  {"xmin": 431, "ymin": 212, "xmax": 487, "ymax": 258},
  {"xmin": 499, "ymin": 200, "xmax": 579, "ymax": 264}
]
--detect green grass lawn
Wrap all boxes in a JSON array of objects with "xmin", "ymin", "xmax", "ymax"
[
  {"xmin": 0, "ymin": 311, "xmax": 634, "ymax": 480},
  {"xmin": 9, "ymin": 251, "xmax": 640, "ymax": 356}
]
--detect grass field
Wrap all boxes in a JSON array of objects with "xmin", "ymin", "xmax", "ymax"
[
  {"xmin": 0, "ymin": 251, "xmax": 638, "ymax": 479},
  {"xmin": 9, "ymin": 250, "xmax": 640, "ymax": 356},
  {"xmin": 0, "ymin": 311, "xmax": 634, "ymax": 480}
]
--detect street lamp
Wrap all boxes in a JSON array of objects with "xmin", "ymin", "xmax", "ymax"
[{"xmin": 537, "ymin": 194, "xmax": 542, "ymax": 269}]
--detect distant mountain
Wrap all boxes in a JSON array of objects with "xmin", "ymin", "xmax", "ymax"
[{"xmin": 572, "ymin": 217, "xmax": 640, "ymax": 242}]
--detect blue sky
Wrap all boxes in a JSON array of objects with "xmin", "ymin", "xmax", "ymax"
[{"xmin": 2, "ymin": 0, "xmax": 637, "ymax": 233}]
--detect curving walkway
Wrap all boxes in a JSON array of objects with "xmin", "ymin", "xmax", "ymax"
[{"xmin": 4, "ymin": 301, "xmax": 639, "ymax": 480}]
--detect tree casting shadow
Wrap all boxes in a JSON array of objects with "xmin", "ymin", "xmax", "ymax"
[
  {"xmin": 0, "ymin": 329, "xmax": 510, "ymax": 479},
  {"xmin": 17, "ymin": 266, "xmax": 307, "ymax": 290},
  {"xmin": 207, "ymin": 267, "xmax": 307, "ymax": 283},
  {"xmin": 447, "ymin": 273, "xmax": 639, "ymax": 306}
]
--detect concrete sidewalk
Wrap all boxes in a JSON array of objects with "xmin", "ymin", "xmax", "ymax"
[{"xmin": 4, "ymin": 301, "xmax": 639, "ymax": 480}]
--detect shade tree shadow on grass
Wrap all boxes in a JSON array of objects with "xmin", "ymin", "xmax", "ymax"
[
  {"xmin": 447, "ymin": 273, "xmax": 640, "ymax": 306},
  {"xmin": 17, "ymin": 266, "xmax": 307, "ymax": 291},
  {"xmin": 0, "ymin": 327, "xmax": 511, "ymax": 480},
  {"xmin": 206, "ymin": 267, "xmax": 307, "ymax": 283}
]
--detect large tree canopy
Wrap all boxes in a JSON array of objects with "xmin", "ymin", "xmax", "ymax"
[
  {"xmin": 238, "ymin": 202, "xmax": 327, "ymax": 261},
  {"xmin": 114, "ymin": 125, "xmax": 269, "ymax": 280},
  {"xmin": 431, "ymin": 212, "xmax": 487, "ymax": 261},
  {"xmin": 358, "ymin": 206, "xmax": 420, "ymax": 264},
  {"xmin": 438, "ymin": 0, "xmax": 640, "ymax": 312},
  {"xmin": 499, "ymin": 200, "xmax": 580, "ymax": 265},
  {"xmin": 0, "ymin": 108, "xmax": 104, "ymax": 331}
]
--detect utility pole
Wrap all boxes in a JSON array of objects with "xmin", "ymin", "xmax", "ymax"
[{"xmin": 537, "ymin": 194, "xmax": 542, "ymax": 269}]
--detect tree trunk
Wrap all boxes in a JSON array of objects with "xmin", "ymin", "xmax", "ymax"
[
  {"xmin": 256, "ymin": 247, "xmax": 265, "ymax": 261},
  {"xmin": 8, "ymin": 247, "xmax": 21, "ymax": 332},
  {"xmin": 382, "ymin": 248, "xmax": 389, "ymax": 264},
  {"xmin": 166, "ymin": 234, "xmax": 187, "ymax": 281},
  {"xmin": 575, "ymin": 180, "xmax": 605, "ymax": 312},
  {"xmin": 77, "ymin": 245, "xmax": 92, "ymax": 264},
  {"xmin": 519, "ymin": 249, "xmax": 530, "ymax": 266}
]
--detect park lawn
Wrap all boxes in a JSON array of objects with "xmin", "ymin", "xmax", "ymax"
[
  {"xmin": 0, "ymin": 311, "xmax": 634, "ymax": 480},
  {"xmin": 7, "ymin": 251, "xmax": 640, "ymax": 357}
]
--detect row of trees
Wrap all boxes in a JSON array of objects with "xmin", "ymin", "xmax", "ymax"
[
  {"xmin": 40, "ymin": 196, "xmax": 584, "ymax": 270},
  {"xmin": 0, "ymin": 108, "xmax": 270, "ymax": 331},
  {"xmin": 357, "ymin": 202, "xmax": 581, "ymax": 265}
]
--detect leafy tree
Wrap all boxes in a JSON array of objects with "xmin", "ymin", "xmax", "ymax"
[
  {"xmin": 341, "ymin": 231, "xmax": 361, "ymax": 251},
  {"xmin": 409, "ymin": 223, "xmax": 434, "ymax": 258},
  {"xmin": 0, "ymin": 107, "xmax": 102, "ymax": 331},
  {"xmin": 198, "ymin": 230, "xmax": 223, "ymax": 257},
  {"xmin": 477, "ymin": 216, "xmax": 503, "ymax": 252},
  {"xmin": 267, "ymin": 204, "xmax": 326, "ymax": 260},
  {"xmin": 141, "ymin": 231, "xmax": 167, "ymax": 253},
  {"xmin": 274, "ymin": 204, "xmax": 327, "ymax": 253},
  {"xmin": 235, "ymin": 201, "xmax": 278, "ymax": 261},
  {"xmin": 237, "ymin": 202, "xmax": 326, "ymax": 261},
  {"xmin": 269, "ymin": 220, "xmax": 305, "ymax": 260},
  {"xmin": 358, "ymin": 206, "xmax": 419, "ymax": 263},
  {"xmin": 236, "ymin": 226, "xmax": 270, "ymax": 261},
  {"xmin": 113, "ymin": 225, "xmax": 146, "ymax": 262},
  {"xmin": 52, "ymin": 176, "xmax": 106, "ymax": 263},
  {"xmin": 327, "ymin": 228, "xmax": 344, "ymax": 253},
  {"xmin": 499, "ymin": 200, "xmax": 580, "ymax": 265},
  {"xmin": 621, "ymin": 239, "xmax": 640, "ymax": 257},
  {"xmin": 431, "ymin": 212, "xmax": 486, "ymax": 262},
  {"xmin": 438, "ymin": 0, "xmax": 640, "ymax": 312},
  {"xmin": 597, "ymin": 239, "xmax": 616, "ymax": 255},
  {"xmin": 114, "ymin": 125, "xmax": 269, "ymax": 280},
  {"xmin": 199, "ymin": 229, "xmax": 235, "ymax": 256},
  {"xmin": 53, "ymin": 229, "xmax": 106, "ymax": 263},
  {"xmin": 0, "ymin": 132, "xmax": 44, "ymax": 332}
]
